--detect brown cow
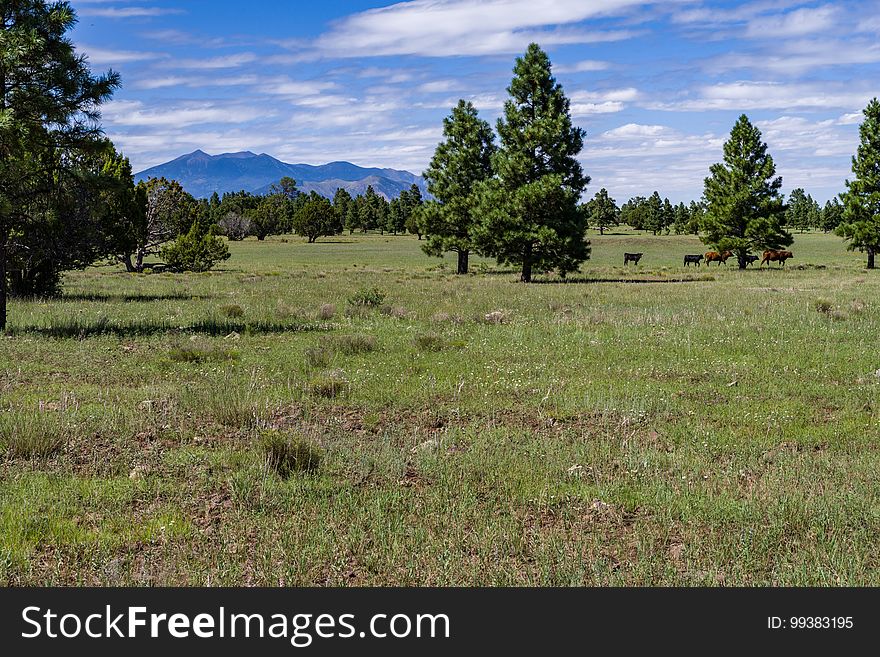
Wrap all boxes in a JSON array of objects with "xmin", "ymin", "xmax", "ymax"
[
  {"xmin": 761, "ymin": 250, "xmax": 793, "ymax": 267},
  {"xmin": 705, "ymin": 250, "xmax": 733, "ymax": 265}
]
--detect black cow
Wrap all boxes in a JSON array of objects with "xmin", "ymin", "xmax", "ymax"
[
  {"xmin": 624, "ymin": 252, "xmax": 643, "ymax": 266},
  {"xmin": 683, "ymin": 254, "xmax": 703, "ymax": 267},
  {"xmin": 743, "ymin": 254, "xmax": 759, "ymax": 267}
]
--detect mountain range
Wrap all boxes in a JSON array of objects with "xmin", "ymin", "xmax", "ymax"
[{"xmin": 134, "ymin": 150, "xmax": 428, "ymax": 200}]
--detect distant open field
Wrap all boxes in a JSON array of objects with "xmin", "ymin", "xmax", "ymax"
[{"xmin": 2, "ymin": 229, "xmax": 879, "ymax": 585}]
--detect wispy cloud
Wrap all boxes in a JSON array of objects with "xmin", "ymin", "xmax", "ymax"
[
  {"xmin": 311, "ymin": 0, "xmax": 673, "ymax": 57},
  {"xmin": 649, "ymin": 81, "xmax": 876, "ymax": 112},
  {"xmin": 80, "ymin": 45, "xmax": 165, "ymax": 65},
  {"xmin": 80, "ymin": 6, "xmax": 185, "ymax": 18},
  {"xmin": 744, "ymin": 4, "xmax": 839, "ymax": 38}
]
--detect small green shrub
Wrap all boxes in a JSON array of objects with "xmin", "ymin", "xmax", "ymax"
[
  {"xmin": 319, "ymin": 334, "xmax": 377, "ymax": 355},
  {"xmin": 220, "ymin": 304, "xmax": 245, "ymax": 318},
  {"xmin": 260, "ymin": 430, "xmax": 322, "ymax": 478},
  {"xmin": 814, "ymin": 299, "xmax": 833, "ymax": 314},
  {"xmin": 168, "ymin": 342, "xmax": 239, "ymax": 364},
  {"xmin": 1, "ymin": 412, "xmax": 67, "ymax": 459},
  {"xmin": 161, "ymin": 219, "xmax": 230, "ymax": 273},
  {"xmin": 413, "ymin": 332, "xmax": 446, "ymax": 352},
  {"xmin": 304, "ymin": 346, "xmax": 333, "ymax": 368},
  {"xmin": 309, "ymin": 371, "xmax": 349, "ymax": 398},
  {"xmin": 348, "ymin": 286, "xmax": 386, "ymax": 307}
]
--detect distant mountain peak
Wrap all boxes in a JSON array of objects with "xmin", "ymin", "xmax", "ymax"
[{"xmin": 135, "ymin": 150, "xmax": 427, "ymax": 201}]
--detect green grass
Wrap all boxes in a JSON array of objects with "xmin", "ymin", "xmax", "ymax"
[{"xmin": 1, "ymin": 229, "xmax": 879, "ymax": 585}]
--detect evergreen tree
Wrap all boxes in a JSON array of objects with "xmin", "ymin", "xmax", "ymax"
[
  {"xmin": 420, "ymin": 100, "xmax": 495, "ymax": 274},
  {"xmin": 473, "ymin": 43, "xmax": 590, "ymax": 281},
  {"xmin": 687, "ymin": 201, "xmax": 705, "ymax": 235},
  {"xmin": 821, "ymin": 198, "xmax": 843, "ymax": 233},
  {"xmin": 160, "ymin": 213, "xmax": 229, "ymax": 273},
  {"xmin": 701, "ymin": 114, "xmax": 791, "ymax": 269},
  {"xmin": 332, "ymin": 188, "xmax": 353, "ymax": 227},
  {"xmin": 620, "ymin": 196, "xmax": 648, "ymax": 230},
  {"xmin": 359, "ymin": 185, "xmax": 383, "ymax": 232},
  {"xmin": 247, "ymin": 192, "xmax": 296, "ymax": 240},
  {"xmin": 663, "ymin": 198, "xmax": 675, "ymax": 234},
  {"xmin": 837, "ymin": 99, "xmax": 880, "ymax": 269},
  {"xmin": 786, "ymin": 188, "xmax": 819, "ymax": 232},
  {"xmin": 585, "ymin": 188, "xmax": 619, "ymax": 235},
  {"xmin": 672, "ymin": 202, "xmax": 690, "ymax": 235},
  {"xmin": 643, "ymin": 192, "xmax": 665, "ymax": 235},
  {"xmin": 345, "ymin": 195, "xmax": 363, "ymax": 234},
  {"xmin": 292, "ymin": 192, "xmax": 338, "ymax": 243},
  {"xmin": 0, "ymin": 0, "xmax": 120, "ymax": 328}
]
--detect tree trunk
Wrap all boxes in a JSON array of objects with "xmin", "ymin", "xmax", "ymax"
[
  {"xmin": 600, "ymin": 226, "xmax": 604, "ymax": 235},
  {"xmin": 457, "ymin": 249, "xmax": 469, "ymax": 275},
  {"xmin": 0, "ymin": 238, "xmax": 6, "ymax": 332},
  {"xmin": 738, "ymin": 254, "xmax": 746, "ymax": 270},
  {"xmin": 521, "ymin": 260, "xmax": 532, "ymax": 283},
  {"xmin": 121, "ymin": 254, "xmax": 136, "ymax": 272},
  {"xmin": 135, "ymin": 246, "xmax": 145, "ymax": 273},
  {"xmin": 868, "ymin": 247, "xmax": 876, "ymax": 270}
]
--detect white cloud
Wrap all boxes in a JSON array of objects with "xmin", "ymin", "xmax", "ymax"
[
  {"xmin": 650, "ymin": 81, "xmax": 876, "ymax": 112},
  {"xmin": 556, "ymin": 60, "xmax": 611, "ymax": 73},
  {"xmin": 80, "ymin": 45, "xmax": 165, "ymax": 65},
  {"xmin": 569, "ymin": 88, "xmax": 638, "ymax": 115},
  {"xmin": 709, "ymin": 38, "xmax": 880, "ymax": 74},
  {"xmin": 103, "ymin": 100, "xmax": 269, "ymax": 128},
  {"xmin": 744, "ymin": 5, "xmax": 838, "ymax": 38},
  {"xmin": 312, "ymin": 0, "xmax": 675, "ymax": 57},
  {"xmin": 80, "ymin": 6, "xmax": 185, "ymax": 18},
  {"xmin": 176, "ymin": 53, "xmax": 259, "ymax": 70},
  {"xmin": 417, "ymin": 80, "xmax": 460, "ymax": 93}
]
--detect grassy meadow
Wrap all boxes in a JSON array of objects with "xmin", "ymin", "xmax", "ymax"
[{"xmin": 2, "ymin": 228, "xmax": 879, "ymax": 586}]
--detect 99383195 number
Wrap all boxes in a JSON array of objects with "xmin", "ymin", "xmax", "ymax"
[{"xmin": 789, "ymin": 617, "xmax": 853, "ymax": 629}]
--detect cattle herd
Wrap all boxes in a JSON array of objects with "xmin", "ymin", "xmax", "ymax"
[{"xmin": 623, "ymin": 249, "xmax": 793, "ymax": 267}]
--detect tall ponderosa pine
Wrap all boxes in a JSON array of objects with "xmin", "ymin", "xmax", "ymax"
[
  {"xmin": 420, "ymin": 100, "xmax": 495, "ymax": 274},
  {"xmin": 585, "ymin": 188, "xmax": 619, "ymax": 235},
  {"xmin": 0, "ymin": 0, "xmax": 119, "ymax": 329},
  {"xmin": 837, "ymin": 98, "xmax": 880, "ymax": 269},
  {"xmin": 701, "ymin": 114, "xmax": 791, "ymax": 269},
  {"xmin": 474, "ymin": 43, "xmax": 590, "ymax": 282}
]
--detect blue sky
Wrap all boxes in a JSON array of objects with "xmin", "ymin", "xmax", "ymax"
[{"xmin": 70, "ymin": 0, "xmax": 880, "ymax": 202}]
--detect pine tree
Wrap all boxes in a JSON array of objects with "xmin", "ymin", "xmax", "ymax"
[
  {"xmin": 837, "ymin": 98, "xmax": 880, "ymax": 269},
  {"xmin": 0, "ymin": 0, "xmax": 120, "ymax": 329},
  {"xmin": 821, "ymin": 198, "xmax": 843, "ymax": 233},
  {"xmin": 644, "ymin": 192, "xmax": 665, "ymax": 235},
  {"xmin": 701, "ymin": 115, "xmax": 791, "ymax": 269},
  {"xmin": 473, "ymin": 43, "xmax": 590, "ymax": 282},
  {"xmin": 585, "ymin": 188, "xmax": 619, "ymax": 235},
  {"xmin": 420, "ymin": 100, "xmax": 495, "ymax": 274}
]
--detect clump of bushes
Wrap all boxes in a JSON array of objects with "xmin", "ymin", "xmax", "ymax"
[
  {"xmin": 309, "ymin": 371, "xmax": 349, "ymax": 398},
  {"xmin": 1, "ymin": 411, "xmax": 67, "ymax": 459},
  {"xmin": 304, "ymin": 346, "xmax": 333, "ymax": 368},
  {"xmin": 319, "ymin": 334, "xmax": 377, "ymax": 355},
  {"xmin": 348, "ymin": 286, "xmax": 386, "ymax": 308},
  {"xmin": 260, "ymin": 430, "xmax": 322, "ymax": 478},
  {"xmin": 814, "ymin": 298, "xmax": 833, "ymax": 314},
  {"xmin": 413, "ymin": 332, "xmax": 446, "ymax": 352},
  {"xmin": 161, "ymin": 217, "xmax": 230, "ymax": 273},
  {"xmin": 168, "ymin": 342, "xmax": 239, "ymax": 364},
  {"xmin": 220, "ymin": 304, "xmax": 245, "ymax": 318}
]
